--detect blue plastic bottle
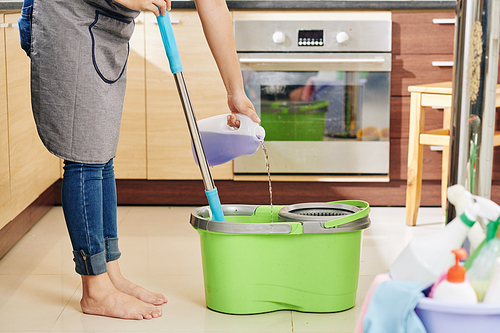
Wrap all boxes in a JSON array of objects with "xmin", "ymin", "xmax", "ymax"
[{"xmin": 194, "ymin": 114, "xmax": 266, "ymax": 166}]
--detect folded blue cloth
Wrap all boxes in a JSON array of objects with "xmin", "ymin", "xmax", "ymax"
[{"xmin": 363, "ymin": 280, "xmax": 427, "ymax": 333}]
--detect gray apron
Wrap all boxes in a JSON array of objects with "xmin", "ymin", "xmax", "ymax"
[{"xmin": 29, "ymin": 0, "xmax": 139, "ymax": 164}]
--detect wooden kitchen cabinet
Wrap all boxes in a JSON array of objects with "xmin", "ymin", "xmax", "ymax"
[
  {"xmin": 0, "ymin": 13, "xmax": 11, "ymax": 229},
  {"xmin": 114, "ymin": 11, "xmax": 147, "ymax": 179},
  {"xmin": 392, "ymin": 11, "xmax": 456, "ymax": 55},
  {"xmin": 2, "ymin": 13, "xmax": 60, "ymax": 228},
  {"xmin": 390, "ymin": 10, "xmax": 455, "ymax": 183},
  {"xmin": 144, "ymin": 10, "xmax": 232, "ymax": 180}
]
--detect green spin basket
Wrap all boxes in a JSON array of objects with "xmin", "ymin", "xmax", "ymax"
[{"xmin": 190, "ymin": 200, "xmax": 370, "ymax": 314}]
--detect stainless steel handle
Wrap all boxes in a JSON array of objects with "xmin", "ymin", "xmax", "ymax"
[
  {"xmin": 432, "ymin": 18, "xmax": 456, "ymax": 24},
  {"xmin": 239, "ymin": 58, "xmax": 386, "ymax": 64},
  {"xmin": 432, "ymin": 61, "xmax": 454, "ymax": 67}
]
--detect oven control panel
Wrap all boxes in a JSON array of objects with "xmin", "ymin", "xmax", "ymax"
[
  {"xmin": 234, "ymin": 19, "xmax": 392, "ymax": 53},
  {"xmin": 298, "ymin": 30, "xmax": 324, "ymax": 46}
]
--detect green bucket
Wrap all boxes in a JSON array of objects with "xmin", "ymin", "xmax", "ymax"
[
  {"xmin": 190, "ymin": 200, "xmax": 370, "ymax": 314},
  {"xmin": 260, "ymin": 100, "xmax": 329, "ymax": 141}
]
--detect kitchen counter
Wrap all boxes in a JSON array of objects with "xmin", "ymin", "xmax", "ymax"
[{"xmin": 1, "ymin": 0, "xmax": 457, "ymax": 11}]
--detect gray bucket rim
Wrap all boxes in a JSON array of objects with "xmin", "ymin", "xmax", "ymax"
[{"xmin": 190, "ymin": 203, "xmax": 370, "ymax": 235}]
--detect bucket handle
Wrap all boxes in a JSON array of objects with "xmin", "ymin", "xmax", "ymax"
[{"xmin": 324, "ymin": 200, "xmax": 370, "ymax": 228}]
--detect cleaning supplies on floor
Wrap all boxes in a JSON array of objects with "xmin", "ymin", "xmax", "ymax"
[
  {"xmin": 195, "ymin": 114, "xmax": 266, "ymax": 166},
  {"xmin": 390, "ymin": 185, "xmax": 479, "ymax": 288},
  {"xmin": 363, "ymin": 279, "xmax": 426, "ymax": 333},
  {"xmin": 432, "ymin": 248, "xmax": 478, "ymax": 304},
  {"xmin": 465, "ymin": 220, "xmax": 500, "ymax": 301},
  {"xmin": 483, "ymin": 257, "xmax": 500, "ymax": 303},
  {"xmin": 354, "ymin": 273, "xmax": 391, "ymax": 333},
  {"xmin": 447, "ymin": 184, "xmax": 485, "ymax": 251}
]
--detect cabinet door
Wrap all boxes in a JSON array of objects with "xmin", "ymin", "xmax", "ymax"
[
  {"xmin": 0, "ymin": 14, "xmax": 11, "ymax": 229},
  {"xmin": 145, "ymin": 10, "xmax": 232, "ymax": 180},
  {"xmin": 391, "ymin": 54, "xmax": 454, "ymax": 97},
  {"xmin": 114, "ymin": 11, "xmax": 147, "ymax": 179},
  {"xmin": 5, "ymin": 13, "xmax": 60, "ymax": 217},
  {"xmin": 392, "ymin": 11, "xmax": 456, "ymax": 55}
]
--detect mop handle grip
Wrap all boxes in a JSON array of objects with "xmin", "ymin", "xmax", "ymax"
[
  {"xmin": 205, "ymin": 188, "xmax": 225, "ymax": 222},
  {"xmin": 156, "ymin": 10, "xmax": 183, "ymax": 74}
]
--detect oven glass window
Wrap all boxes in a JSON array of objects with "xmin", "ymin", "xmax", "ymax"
[{"xmin": 242, "ymin": 71, "xmax": 390, "ymax": 142}]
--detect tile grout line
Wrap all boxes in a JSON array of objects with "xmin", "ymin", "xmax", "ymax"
[{"xmin": 49, "ymin": 280, "xmax": 82, "ymax": 332}]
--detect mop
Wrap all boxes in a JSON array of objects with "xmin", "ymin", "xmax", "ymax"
[{"xmin": 156, "ymin": 11, "xmax": 225, "ymax": 222}]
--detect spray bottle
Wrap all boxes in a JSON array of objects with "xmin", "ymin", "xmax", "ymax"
[
  {"xmin": 465, "ymin": 217, "xmax": 500, "ymax": 301},
  {"xmin": 483, "ymin": 257, "xmax": 500, "ymax": 303},
  {"xmin": 432, "ymin": 248, "xmax": 478, "ymax": 304},
  {"xmin": 390, "ymin": 185, "xmax": 482, "ymax": 287},
  {"xmin": 194, "ymin": 114, "xmax": 265, "ymax": 166}
]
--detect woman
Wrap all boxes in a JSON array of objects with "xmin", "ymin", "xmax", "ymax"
[{"xmin": 21, "ymin": 0, "xmax": 259, "ymax": 320}]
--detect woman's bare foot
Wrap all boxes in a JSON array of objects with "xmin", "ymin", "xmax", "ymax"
[
  {"xmin": 106, "ymin": 260, "xmax": 168, "ymax": 306},
  {"xmin": 80, "ymin": 273, "xmax": 162, "ymax": 320}
]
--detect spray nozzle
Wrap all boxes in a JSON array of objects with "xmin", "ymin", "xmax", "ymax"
[
  {"xmin": 448, "ymin": 184, "xmax": 500, "ymax": 225},
  {"xmin": 466, "ymin": 192, "xmax": 500, "ymax": 224}
]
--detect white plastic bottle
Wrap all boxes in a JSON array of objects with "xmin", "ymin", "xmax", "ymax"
[
  {"xmin": 432, "ymin": 248, "xmax": 478, "ymax": 304},
  {"xmin": 389, "ymin": 209, "xmax": 477, "ymax": 287},
  {"xmin": 390, "ymin": 187, "xmax": 500, "ymax": 288},
  {"xmin": 194, "ymin": 114, "xmax": 266, "ymax": 166}
]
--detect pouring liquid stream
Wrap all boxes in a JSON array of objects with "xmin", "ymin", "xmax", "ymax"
[{"xmin": 260, "ymin": 141, "xmax": 273, "ymax": 223}]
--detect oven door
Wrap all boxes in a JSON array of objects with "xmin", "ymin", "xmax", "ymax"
[{"xmin": 234, "ymin": 52, "xmax": 391, "ymax": 176}]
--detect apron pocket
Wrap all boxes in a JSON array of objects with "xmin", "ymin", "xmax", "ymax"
[
  {"xmin": 89, "ymin": 10, "xmax": 134, "ymax": 84},
  {"xmin": 18, "ymin": 0, "xmax": 34, "ymax": 57}
]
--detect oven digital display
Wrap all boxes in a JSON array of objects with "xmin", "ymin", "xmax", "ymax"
[{"xmin": 298, "ymin": 30, "xmax": 324, "ymax": 47}]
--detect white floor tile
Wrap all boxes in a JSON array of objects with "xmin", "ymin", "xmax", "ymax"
[{"xmin": 0, "ymin": 205, "xmax": 445, "ymax": 332}]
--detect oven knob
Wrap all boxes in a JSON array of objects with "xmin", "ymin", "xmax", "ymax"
[
  {"xmin": 272, "ymin": 31, "xmax": 286, "ymax": 44},
  {"xmin": 336, "ymin": 31, "xmax": 349, "ymax": 44}
]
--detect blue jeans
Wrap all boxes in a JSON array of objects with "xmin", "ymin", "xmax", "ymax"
[{"xmin": 62, "ymin": 158, "xmax": 121, "ymax": 275}]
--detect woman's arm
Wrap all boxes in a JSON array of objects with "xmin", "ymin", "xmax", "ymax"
[{"xmin": 194, "ymin": 0, "xmax": 260, "ymax": 125}]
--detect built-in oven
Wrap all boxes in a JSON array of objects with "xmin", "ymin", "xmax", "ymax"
[{"xmin": 232, "ymin": 12, "xmax": 392, "ymax": 178}]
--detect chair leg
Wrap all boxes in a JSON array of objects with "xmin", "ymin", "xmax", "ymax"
[
  {"xmin": 442, "ymin": 145, "xmax": 450, "ymax": 215},
  {"xmin": 406, "ymin": 92, "xmax": 425, "ymax": 226},
  {"xmin": 441, "ymin": 107, "xmax": 452, "ymax": 216}
]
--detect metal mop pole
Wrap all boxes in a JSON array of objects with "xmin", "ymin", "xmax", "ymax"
[
  {"xmin": 157, "ymin": 11, "xmax": 225, "ymax": 222},
  {"xmin": 447, "ymin": 0, "xmax": 500, "ymax": 222}
]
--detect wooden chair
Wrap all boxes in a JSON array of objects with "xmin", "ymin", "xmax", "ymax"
[{"xmin": 405, "ymin": 81, "xmax": 500, "ymax": 226}]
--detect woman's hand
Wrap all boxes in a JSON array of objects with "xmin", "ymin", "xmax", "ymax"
[
  {"xmin": 113, "ymin": 0, "xmax": 171, "ymax": 16},
  {"xmin": 226, "ymin": 91, "xmax": 260, "ymax": 128}
]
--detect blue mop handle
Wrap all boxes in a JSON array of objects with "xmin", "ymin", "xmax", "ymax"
[
  {"xmin": 205, "ymin": 188, "xmax": 225, "ymax": 222},
  {"xmin": 156, "ymin": 11, "xmax": 183, "ymax": 74}
]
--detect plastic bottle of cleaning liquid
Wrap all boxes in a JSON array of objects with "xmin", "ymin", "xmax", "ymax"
[
  {"xmin": 466, "ymin": 220, "xmax": 500, "ymax": 301},
  {"xmin": 390, "ymin": 186, "xmax": 500, "ymax": 288},
  {"xmin": 483, "ymin": 257, "xmax": 500, "ymax": 303},
  {"xmin": 432, "ymin": 248, "xmax": 478, "ymax": 304},
  {"xmin": 194, "ymin": 114, "xmax": 266, "ymax": 166},
  {"xmin": 389, "ymin": 207, "xmax": 477, "ymax": 288}
]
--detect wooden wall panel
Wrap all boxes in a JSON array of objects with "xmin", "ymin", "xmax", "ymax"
[
  {"xmin": 115, "ymin": 12, "xmax": 147, "ymax": 179},
  {"xmin": 5, "ymin": 13, "xmax": 60, "ymax": 219},
  {"xmin": 0, "ymin": 14, "xmax": 11, "ymax": 229}
]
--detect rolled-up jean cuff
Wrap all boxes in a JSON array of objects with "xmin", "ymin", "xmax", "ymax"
[
  {"xmin": 73, "ymin": 250, "xmax": 107, "ymax": 275},
  {"xmin": 105, "ymin": 237, "xmax": 121, "ymax": 262}
]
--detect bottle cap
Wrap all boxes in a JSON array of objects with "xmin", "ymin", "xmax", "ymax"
[{"xmin": 447, "ymin": 248, "xmax": 468, "ymax": 283}]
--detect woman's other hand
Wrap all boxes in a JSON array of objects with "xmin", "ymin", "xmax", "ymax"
[{"xmin": 113, "ymin": 0, "xmax": 171, "ymax": 16}]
